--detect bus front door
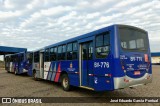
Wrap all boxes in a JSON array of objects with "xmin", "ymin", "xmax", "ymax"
[{"xmin": 81, "ymin": 41, "xmax": 93, "ymax": 88}]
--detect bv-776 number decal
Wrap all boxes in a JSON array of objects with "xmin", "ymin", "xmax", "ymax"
[{"xmin": 94, "ymin": 62, "xmax": 109, "ymax": 68}]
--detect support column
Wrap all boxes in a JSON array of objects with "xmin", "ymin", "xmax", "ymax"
[{"xmin": 4, "ymin": 54, "xmax": 5, "ymax": 69}]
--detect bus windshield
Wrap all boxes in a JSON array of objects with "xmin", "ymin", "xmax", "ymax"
[{"xmin": 119, "ymin": 27, "xmax": 149, "ymax": 52}]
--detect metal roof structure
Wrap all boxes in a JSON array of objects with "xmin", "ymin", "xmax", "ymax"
[
  {"xmin": 0, "ymin": 46, "xmax": 27, "ymax": 55},
  {"xmin": 151, "ymin": 52, "xmax": 160, "ymax": 57}
]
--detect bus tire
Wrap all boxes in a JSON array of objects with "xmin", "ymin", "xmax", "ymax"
[
  {"xmin": 61, "ymin": 74, "xmax": 70, "ymax": 91},
  {"xmin": 14, "ymin": 70, "xmax": 17, "ymax": 75},
  {"xmin": 33, "ymin": 70, "xmax": 38, "ymax": 81}
]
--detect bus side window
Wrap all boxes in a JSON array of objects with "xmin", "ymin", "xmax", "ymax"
[
  {"xmin": 72, "ymin": 42, "xmax": 77, "ymax": 60},
  {"xmin": 88, "ymin": 42, "xmax": 93, "ymax": 60},
  {"xmin": 10, "ymin": 56, "xmax": 12, "ymax": 62},
  {"xmin": 22, "ymin": 54, "xmax": 24, "ymax": 61},
  {"xmin": 67, "ymin": 43, "xmax": 73, "ymax": 60},
  {"xmin": 45, "ymin": 48, "xmax": 50, "ymax": 62},
  {"xmin": 58, "ymin": 46, "xmax": 62, "ymax": 60},
  {"xmin": 15, "ymin": 55, "xmax": 17, "ymax": 62},
  {"xmin": 8, "ymin": 56, "xmax": 11, "ymax": 62},
  {"xmin": 28, "ymin": 53, "xmax": 33, "ymax": 64},
  {"xmin": 121, "ymin": 42, "xmax": 127, "ymax": 48},
  {"xmin": 96, "ymin": 32, "xmax": 110, "ymax": 58},
  {"xmin": 50, "ymin": 47, "xmax": 57, "ymax": 61},
  {"xmin": 34, "ymin": 52, "xmax": 39, "ymax": 63},
  {"xmin": 61, "ymin": 45, "xmax": 66, "ymax": 60}
]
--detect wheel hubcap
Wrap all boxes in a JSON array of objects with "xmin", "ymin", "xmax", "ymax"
[
  {"xmin": 63, "ymin": 78, "xmax": 68, "ymax": 88},
  {"xmin": 34, "ymin": 73, "xmax": 36, "ymax": 78}
]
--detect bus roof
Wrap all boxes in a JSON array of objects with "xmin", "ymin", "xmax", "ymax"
[
  {"xmin": 5, "ymin": 51, "xmax": 26, "ymax": 57},
  {"xmin": 39, "ymin": 24, "xmax": 147, "ymax": 50},
  {"xmin": 32, "ymin": 47, "xmax": 45, "ymax": 53},
  {"xmin": 45, "ymin": 24, "xmax": 115, "ymax": 49}
]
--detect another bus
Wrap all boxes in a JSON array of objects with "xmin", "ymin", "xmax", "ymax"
[
  {"xmin": 29, "ymin": 24, "xmax": 152, "ymax": 91},
  {"xmin": 27, "ymin": 52, "xmax": 34, "ymax": 76},
  {"xmin": 5, "ymin": 52, "xmax": 32, "ymax": 75},
  {"xmin": 5, "ymin": 54, "xmax": 17, "ymax": 73}
]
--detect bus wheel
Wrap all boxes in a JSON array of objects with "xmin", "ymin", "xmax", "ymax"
[
  {"xmin": 33, "ymin": 71, "xmax": 38, "ymax": 81},
  {"xmin": 14, "ymin": 70, "xmax": 17, "ymax": 75},
  {"xmin": 61, "ymin": 74, "xmax": 70, "ymax": 91}
]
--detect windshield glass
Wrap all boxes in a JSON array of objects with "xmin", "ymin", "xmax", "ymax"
[{"xmin": 119, "ymin": 27, "xmax": 149, "ymax": 52}]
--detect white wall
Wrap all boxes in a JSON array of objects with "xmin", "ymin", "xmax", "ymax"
[
  {"xmin": 152, "ymin": 57, "xmax": 160, "ymax": 63},
  {"xmin": 0, "ymin": 55, "xmax": 4, "ymax": 61}
]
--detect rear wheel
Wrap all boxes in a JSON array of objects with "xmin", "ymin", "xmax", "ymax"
[
  {"xmin": 14, "ymin": 68, "xmax": 18, "ymax": 75},
  {"xmin": 61, "ymin": 74, "xmax": 70, "ymax": 91},
  {"xmin": 33, "ymin": 70, "xmax": 38, "ymax": 81},
  {"xmin": 14, "ymin": 70, "xmax": 17, "ymax": 75}
]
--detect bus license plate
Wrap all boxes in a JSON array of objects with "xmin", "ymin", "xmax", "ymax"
[{"xmin": 134, "ymin": 71, "xmax": 140, "ymax": 75}]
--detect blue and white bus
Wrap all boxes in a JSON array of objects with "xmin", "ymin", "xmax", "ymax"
[
  {"xmin": 30, "ymin": 24, "xmax": 152, "ymax": 91},
  {"xmin": 5, "ymin": 52, "xmax": 32, "ymax": 75}
]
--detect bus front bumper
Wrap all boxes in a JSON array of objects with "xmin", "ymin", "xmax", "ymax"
[{"xmin": 113, "ymin": 73, "xmax": 152, "ymax": 89}]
